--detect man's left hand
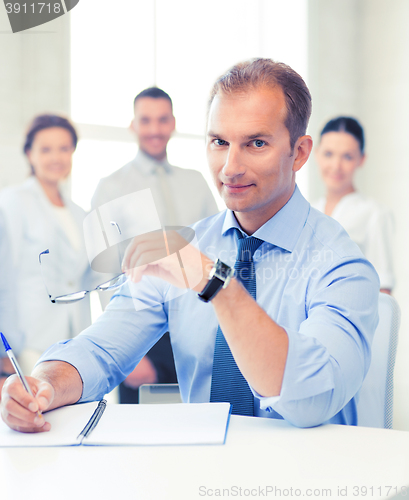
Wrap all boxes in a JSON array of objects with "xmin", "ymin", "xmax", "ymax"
[{"xmin": 122, "ymin": 229, "xmax": 212, "ymax": 292}]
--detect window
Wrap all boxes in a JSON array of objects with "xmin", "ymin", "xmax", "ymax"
[{"xmin": 70, "ymin": 0, "xmax": 309, "ymax": 211}]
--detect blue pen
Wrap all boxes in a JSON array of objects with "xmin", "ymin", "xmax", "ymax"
[{"xmin": 0, "ymin": 332, "xmax": 42, "ymax": 417}]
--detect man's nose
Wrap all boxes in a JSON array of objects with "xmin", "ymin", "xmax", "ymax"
[
  {"xmin": 329, "ymin": 156, "xmax": 342, "ymax": 171},
  {"xmin": 51, "ymin": 149, "xmax": 64, "ymax": 162},
  {"xmin": 146, "ymin": 121, "xmax": 162, "ymax": 136},
  {"xmin": 222, "ymin": 146, "xmax": 245, "ymax": 178}
]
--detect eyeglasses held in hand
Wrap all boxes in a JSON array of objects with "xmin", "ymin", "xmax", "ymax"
[{"xmin": 39, "ymin": 249, "xmax": 127, "ymax": 304}]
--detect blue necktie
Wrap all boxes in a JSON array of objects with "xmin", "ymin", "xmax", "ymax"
[{"xmin": 210, "ymin": 230, "xmax": 263, "ymax": 416}]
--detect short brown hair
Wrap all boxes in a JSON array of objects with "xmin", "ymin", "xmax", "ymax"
[
  {"xmin": 208, "ymin": 58, "xmax": 312, "ymax": 150},
  {"xmin": 134, "ymin": 87, "xmax": 173, "ymax": 110}
]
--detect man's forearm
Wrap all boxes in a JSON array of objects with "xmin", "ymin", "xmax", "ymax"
[
  {"xmin": 32, "ymin": 360, "xmax": 83, "ymax": 411},
  {"xmin": 211, "ymin": 278, "xmax": 289, "ymax": 397}
]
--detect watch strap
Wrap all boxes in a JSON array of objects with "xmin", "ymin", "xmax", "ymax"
[
  {"xmin": 197, "ymin": 259, "xmax": 234, "ymax": 303},
  {"xmin": 197, "ymin": 275, "xmax": 224, "ymax": 303}
]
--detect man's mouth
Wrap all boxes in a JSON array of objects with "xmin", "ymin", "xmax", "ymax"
[
  {"xmin": 48, "ymin": 165, "xmax": 67, "ymax": 172},
  {"xmin": 146, "ymin": 136, "xmax": 165, "ymax": 142},
  {"xmin": 223, "ymin": 183, "xmax": 253, "ymax": 193}
]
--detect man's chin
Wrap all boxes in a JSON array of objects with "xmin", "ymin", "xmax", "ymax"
[
  {"xmin": 223, "ymin": 198, "xmax": 253, "ymax": 214},
  {"xmin": 141, "ymin": 147, "xmax": 167, "ymax": 161}
]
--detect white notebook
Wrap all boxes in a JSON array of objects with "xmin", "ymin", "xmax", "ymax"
[{"xmin": 0, "ymin": 401, "xmax": 231, "ymax": 447}]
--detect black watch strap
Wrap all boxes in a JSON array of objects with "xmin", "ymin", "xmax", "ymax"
[
  {"xmin": 197, "ymin": 276, "xmax": 224, "ymax": 303},
  {"xmin": 197, "ymin": 259, "xmax": 234, "ymax": 303}
]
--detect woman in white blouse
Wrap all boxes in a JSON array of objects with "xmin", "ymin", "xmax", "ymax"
[
  {"xmin": 0, "ymin": 115, "xmax": 96, "ymax": 373},
  {"xmin": 313, "ymin": 116, "xmax": 394, "ymax": 293}
]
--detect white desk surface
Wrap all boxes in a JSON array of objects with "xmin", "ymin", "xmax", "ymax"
[{"xmin": 1, "ymin": 415, "xmax": 408, "ymax": 500}]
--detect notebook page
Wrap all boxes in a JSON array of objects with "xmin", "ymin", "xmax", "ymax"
[
  {"xmin": 84, "ymin": 402, "xmax": 231, "ymax": 446},
  {"xmin": 0, "ymin": 401, "xmax": 99, "ymax": 447}
]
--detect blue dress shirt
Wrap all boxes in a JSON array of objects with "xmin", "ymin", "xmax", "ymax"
[{"xmin": 39, "ymin": 186, "xmax": 380, "ymax": 427}]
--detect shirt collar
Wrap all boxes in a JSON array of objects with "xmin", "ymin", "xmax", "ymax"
[
  {"xmin": 221, "ymin": 185, "xmax": 310, "ymax": 253},
  {"xmin": 133, "ymin": 149, "xmax": 173, "ymax": 175}
]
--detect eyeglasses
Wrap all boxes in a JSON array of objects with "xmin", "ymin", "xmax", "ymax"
[{"xmin": 39, "ymin": 249, "xmax": 127, "ymax": 304}]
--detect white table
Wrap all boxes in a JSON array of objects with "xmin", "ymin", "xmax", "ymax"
[{"xmin": 1, "ymin": 416, "xmax": 408, "ymax": 500}]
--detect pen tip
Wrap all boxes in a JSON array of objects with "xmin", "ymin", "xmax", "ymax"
[{"xmin": 0, "ymin": 332, "xmax": 11, "ymax": 352}]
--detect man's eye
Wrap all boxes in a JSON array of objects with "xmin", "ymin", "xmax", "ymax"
[
  {"xmin": 253, "ymin": 140, "xmax": 265, "ymax": 148},
  {"xmin": 214, "ymin": 139, "xmax": 227, "ymax": 146}
]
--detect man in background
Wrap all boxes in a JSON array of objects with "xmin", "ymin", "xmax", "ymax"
[{"xmin": 92, "ymin": 87, "xmax": 218, "ymax": 403}]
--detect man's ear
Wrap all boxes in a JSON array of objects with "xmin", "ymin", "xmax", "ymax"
[
  {"xmin": 292, "ymin": 135, "xmax": 313, "ymax": 173},
  {"xmin": 129, "ymin": 119, "xmax": 136, "ymax": 133}
]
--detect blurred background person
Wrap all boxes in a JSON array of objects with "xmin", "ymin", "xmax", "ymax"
[
  {"xmin": 92, "ymin": 87, "xmax": 219, "ymax": 404},
  {"xmin": 0, "ymin": 114, "xmax": 96, "ymax": 374},
  {"xmin": 313, "ymin": 116, "xmax": 394, "ymax": 294}
]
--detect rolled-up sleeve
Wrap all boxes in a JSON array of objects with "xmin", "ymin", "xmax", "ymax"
[{"xmin": 255, "ymin": 256, "xmax": 380, "ymax": 427}]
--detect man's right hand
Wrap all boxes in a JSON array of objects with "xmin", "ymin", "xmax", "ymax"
[{"xmin": 0, "ymin": 374, "xmax": 54, "ymax": 433}]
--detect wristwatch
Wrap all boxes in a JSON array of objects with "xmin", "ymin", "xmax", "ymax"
[{"xmin": 197, "ymin": 259, "xmax": 235, "ymax": 303}]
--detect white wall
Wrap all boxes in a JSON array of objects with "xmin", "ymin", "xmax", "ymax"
[
  {"xmin": 0, "ymin": 8, "xmax": 70, "ymax": 188},
  {"xmin": 360, "ymin": 0, "xmax": 409, "ymax": 431},
  {"xmin": 308, "ymin": 0, "xmax": 409, "ymax": 430},
  {"xmin": 307, "ymin": 0, "xmax": 362, "ymax": 200}
]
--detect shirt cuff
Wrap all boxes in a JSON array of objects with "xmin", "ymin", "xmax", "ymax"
[
  {"xmin": 36, "ymin": 339, "xmax": 113, "ymax": 403},
  {"xmin": 251, "ymin": 386, "xmax": 281, "ymax": 411}
]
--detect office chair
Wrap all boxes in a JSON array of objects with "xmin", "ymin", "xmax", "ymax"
[{"xmin": 357, "ymin": 293, "xmax": 400, "ymax": 428}]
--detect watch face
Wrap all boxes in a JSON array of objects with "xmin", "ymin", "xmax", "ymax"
[{"xmin": 213, "ymin": 259, "xmax": 232, "ymax": 280}]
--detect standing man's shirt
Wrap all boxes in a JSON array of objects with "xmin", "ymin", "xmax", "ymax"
[
  {"xmin": 40, "ymin": 186, "xmax": 380, "ymax": 428},
  {"xmin": 91, "ymin": 150, "xmax": 219, "ymax": 227}
]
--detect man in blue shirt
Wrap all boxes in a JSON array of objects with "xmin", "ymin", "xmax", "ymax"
[{"xmin": 0, "ymin": 58, "xmax": 379, "ymax": 431}]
